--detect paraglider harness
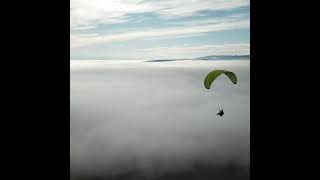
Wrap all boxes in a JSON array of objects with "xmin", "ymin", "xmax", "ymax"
[{"xmin": 217, "ymin": 109, "xmax": 224, "ymax": 116}]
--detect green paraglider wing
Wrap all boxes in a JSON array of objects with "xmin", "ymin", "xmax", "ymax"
[{"xmin": 204, "ymin": 70, "xmax": 237, "ymax": 89}]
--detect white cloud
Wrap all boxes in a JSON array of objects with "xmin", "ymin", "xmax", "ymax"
[
  {"xmin": 70, "ymin": 0, "xmax": 157, "ymax": 28},
  {"xmin": 70, "ymin": 60, "xmax": 250, "ymax": 178},
  {"xmin": 70, "ymin": 0, "xmax": 250, "ymax": 59},
  {"xmin": 70, "ymin": 19, "xmax": 249, "ymax": 48},
  {"xmin": 142, "ymin": 33, "xmax": 208, "ymax": 40},
  {"xmin": 146, "ymin": 0, "xmax": 249, "ymax": 18},
  {"xmin": 72, "ymin": 25, "xmax": 97, "ymax": 31},
  {"xmin": 169, "ymin": 13, "xmax": 248, "ymax": 26},
  {"xmin": 70, "ymin": 0, "xmax": 249, "ymax": 29}
]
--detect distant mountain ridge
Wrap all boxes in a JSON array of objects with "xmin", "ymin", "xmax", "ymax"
[
  {"xmin": 147, "ymin": 55, "xmax": 250, "ymax": 62},
  {"xmin": 195, "ymin": 55, "xmax": 250, "ymax": 60}
]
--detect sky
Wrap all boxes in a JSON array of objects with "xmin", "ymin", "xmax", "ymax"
[
  {"xmin": 70, "ymin": 60, "xmax": 250, "ymax": 179},
  {"xmin": 70, "ymin": 0, "xmax": 250, "ymax": 60}
]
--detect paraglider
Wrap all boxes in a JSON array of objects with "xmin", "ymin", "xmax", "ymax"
[
  {"xmin": 203, "ymin": 70, "xmax": 238, "ymax": 117},
  {"xmin": 217, "ymin": 109, "xmax": 224, "ymax": 116}
]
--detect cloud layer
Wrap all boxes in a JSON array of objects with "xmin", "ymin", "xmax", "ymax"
[{"xmin": 70, "ymin": 60, "xmax": 250, "ymax": 179}]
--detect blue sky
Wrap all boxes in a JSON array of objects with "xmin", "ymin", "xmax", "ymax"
[{"xmin": 70, "ymin": 0, "xmax": 250, "ymax": 60}]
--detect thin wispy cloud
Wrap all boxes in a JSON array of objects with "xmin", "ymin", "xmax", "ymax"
[
  {"xmin": 169, "ymin": 13, "xmax": 248, "ymax": 26},
  {"xmin": 146, "ymin": 0, "xmax": 249, "ymax": 18},
  {"xmin": 71, "ymin": 0, "xmax": 249, "ymax": 29},
  {"xmin": 72, "ymin": 25, "xmax": 97, "ymax": 31},
  {"xmin": 70, "ymin": 0, "xmax": 250, "ymax": 59},
  {"xmin": 142, "ymin": 33, "xmax": 208, "ymax": 41},
  {"xmin": 71, "ymin": 19, "xmax": 249, "ymax": 48},
  {"xmin": 70, "ymin": 0, "xmax": 154, "ymax": 28}
]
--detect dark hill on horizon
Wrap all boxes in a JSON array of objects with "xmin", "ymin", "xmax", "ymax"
[{"xmin": 146, "ymin": 55, "xmax": 250, "ymax": 62}]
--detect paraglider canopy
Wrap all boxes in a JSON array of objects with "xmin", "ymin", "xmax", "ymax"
[{"xmin": 204, "ymin": 70, "xmax": 237, "ymax": 89}]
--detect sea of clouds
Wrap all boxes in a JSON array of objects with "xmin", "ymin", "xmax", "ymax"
[{"xmin": 70, "ymin": 60, "xmax": 250, "ymax": 179}]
